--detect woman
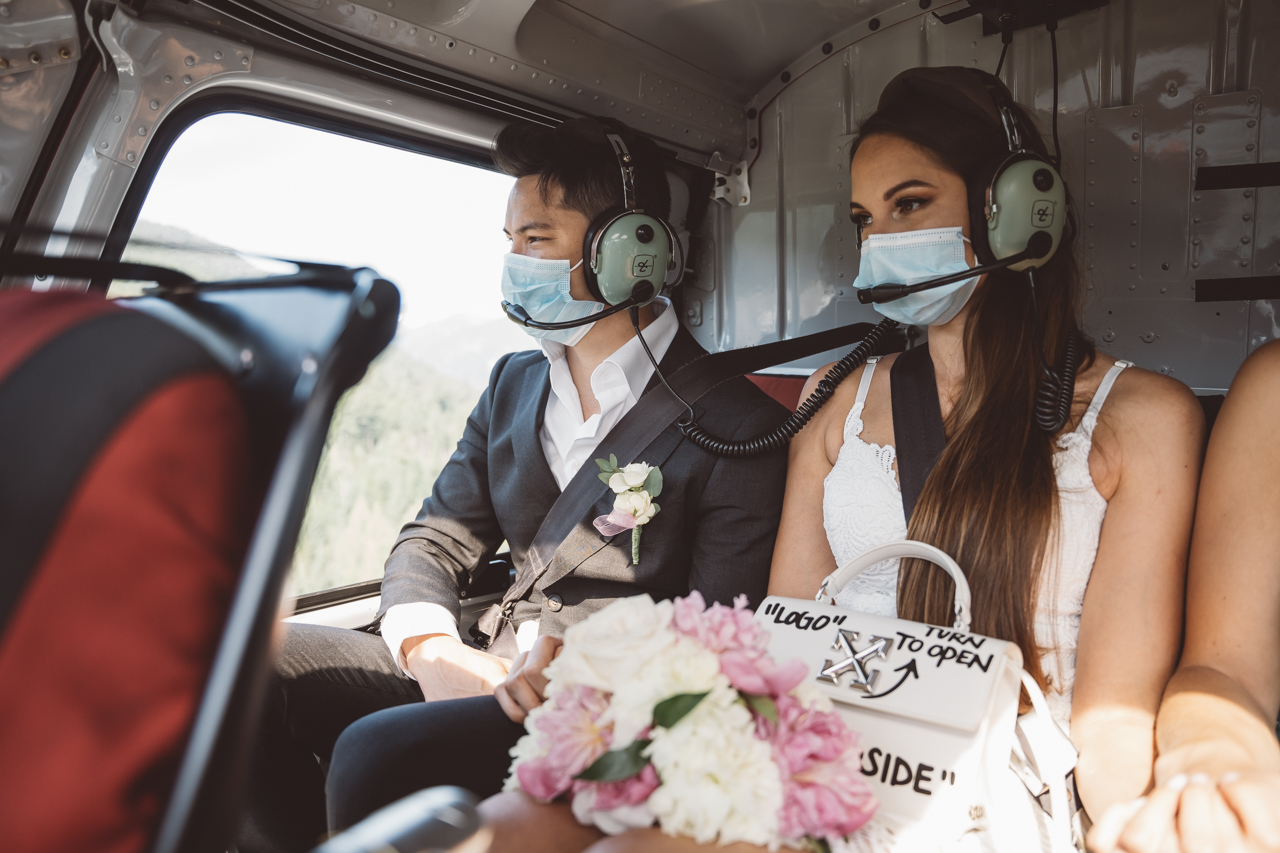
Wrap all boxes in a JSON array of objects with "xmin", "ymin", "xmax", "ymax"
[
  {"xmin": 335, "ymin": 66, "xmax": 1204, "ymax": 851},
  {"xmin": 1089, "ymin": 340, "xmax": 1280, "ymax": 853}
]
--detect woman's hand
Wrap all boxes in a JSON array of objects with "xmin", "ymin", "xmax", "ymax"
[
  {"xmin": 1088, "ymin": 771, "xmax": 1280, "ymax": 853},
  {"xmin": 495, "ymin": 635, "xmax": 564, "ymax": 723}
]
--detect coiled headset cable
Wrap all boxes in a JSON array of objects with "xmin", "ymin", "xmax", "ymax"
[
  {"xmin": 1025, "ymin": 268, "xmax": 1083, "ymax": 433},
  {"xmin": 629, "ymin": 307, "xmax": 899, "ymax": 458}
]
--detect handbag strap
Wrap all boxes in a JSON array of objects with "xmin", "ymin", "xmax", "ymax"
[
  {"xmin": 815, "ymin": 540, "xmax": 972, "ymax": 632},
  {"xmin": 889, "ymin": 343, "xmax": 946, "ymax": 524},
  {"xmin": 1018, "ymin": 670, "xmax": 1079, "ymax": 853},
  {"xmin": 500, "ymin": 321, "xmax": 880, "ymax": 612}
]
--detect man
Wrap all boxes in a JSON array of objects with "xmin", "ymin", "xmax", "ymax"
[{"xmin": 238, "ymin": 116, "xmax": 788, "ymax": 853}]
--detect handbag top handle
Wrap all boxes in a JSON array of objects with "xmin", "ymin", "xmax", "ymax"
[{"xmin": 814, "ymin": 539, "xmax": 973, "ymax": 632}]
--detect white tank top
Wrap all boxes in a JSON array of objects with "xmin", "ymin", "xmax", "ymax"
[{"xmin": 821, "ymin": 355, "xmax": 1131, "ymax": 731}]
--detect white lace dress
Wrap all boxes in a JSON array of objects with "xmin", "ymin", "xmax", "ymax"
[{"xmin": 822, "ymin": 355, "xmax": 1131, "ymax": 732}]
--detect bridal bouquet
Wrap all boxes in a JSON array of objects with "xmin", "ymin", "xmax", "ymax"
[{"xmin": 505, "ymin": 592, "xmax": 877, "ymax": 850}]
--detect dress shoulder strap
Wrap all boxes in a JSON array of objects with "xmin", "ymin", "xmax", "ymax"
[
  {"xmin": 1079, "ymin": 360, "xmax": 1133, "ymax": 436},
  {"xmin": 854, "ymin": 356, "xmax": 881, "ymax": 408},
  {"xmin": 841, "ymin": 356, "xmax": 880, "ymax": 441}
]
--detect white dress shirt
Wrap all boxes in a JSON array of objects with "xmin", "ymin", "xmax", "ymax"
[{"xmin": 380, "ymin": 298, "xmax": 679, "ymax": 676}]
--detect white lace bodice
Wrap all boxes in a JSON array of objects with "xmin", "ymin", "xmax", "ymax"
[{"xmin": 822, "ymin": 355, "xmax": 1132, "ymax": 731}]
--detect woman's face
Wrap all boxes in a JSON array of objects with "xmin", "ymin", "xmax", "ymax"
[{"xmin": 849, "ymin": 133, "xmax": 977, "ymax": 268}]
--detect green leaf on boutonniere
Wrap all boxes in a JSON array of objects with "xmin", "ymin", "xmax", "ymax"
[
  {"xmin": 598, "ymin": 472, "xmax": 613, "ymax": 485},
  {"xmin": 742, "ymin": 693, "xmax": 778, "ymax": 725},
  {"xmin": 595, "ymin": 458, "xmax": 615, "ymax": 474},
  {"xmin": 652, "ymin": 691, "xmax": 708, "ymax": 729},
  {"xmin": 574, "ymin": 739, "xmax": 652, "ymax": 782},
  {"xmin": 609, "ymin": 453, "xmax": 618, "ymax": 469},
  {"xmin": 642, "ymin": 466, "xmax": 663, "ymax": 498}
]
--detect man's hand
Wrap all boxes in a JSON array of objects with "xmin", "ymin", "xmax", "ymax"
[
  {"xmin": 495, "ymin": 635, "xmax": 564, "ymax": 724},
  {"xmin": 402, "ymin": 634, "xmax": 512, "ymax": 702}
]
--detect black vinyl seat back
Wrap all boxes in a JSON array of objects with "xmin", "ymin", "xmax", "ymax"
[{"xmin": 125, "ymin": 268, "xmax": 399, "ymax": 853}]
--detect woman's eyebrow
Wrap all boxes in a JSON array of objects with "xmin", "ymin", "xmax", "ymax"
[{"xmin": 882, "ymin": 179, "xmax": 935, "ymax": 201}]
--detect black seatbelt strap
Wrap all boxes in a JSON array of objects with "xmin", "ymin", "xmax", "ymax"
[
  {"xmin": 0, "ymin": 310, "xmax": 218, "ymax": 633},
  {"xmin": 889, "ymin": 343, "xmax": 947, "ymax": 525},
  {"xmin": 477, "ymin": 321, "xmax": 878, "ymax": 652}
]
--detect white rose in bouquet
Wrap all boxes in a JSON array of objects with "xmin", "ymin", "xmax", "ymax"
[
  {"xmin": 646, "ymin": 684, "xmax": 784, "ymax": 848},
  {"xmin": 613, "ymin": 490, "xmax": 658, "ymax": 525},
  {"xmin": 545, "ymin": 594, "xmax": 675, "ymax": 694},
  {"xmin": 606, "ymin": 634, "xmax": 726, "ymax": 745}
]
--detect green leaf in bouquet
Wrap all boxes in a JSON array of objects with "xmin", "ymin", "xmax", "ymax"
[
  {"xmin": 803, "ymin": 838, "xmax": 833, "ymax": 853},
  {"xmin": 652, "ymin": 691, "xmax": 708, "ymax": 729},
  {"xmin": 642, "ymin": 466, "xmax": 663, "ymax": 497},
  {"xmin": 575, "ymin": 739, "xmax": 652, "ymax": 782},
  {"xmin": 742, "ymin": 693, "xmax": 778, "ymax": 725}
]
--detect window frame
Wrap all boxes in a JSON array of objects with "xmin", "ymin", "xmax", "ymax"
[{"xmin": 92, "ymin": 90, "xmax": 501, "ymax": 292}]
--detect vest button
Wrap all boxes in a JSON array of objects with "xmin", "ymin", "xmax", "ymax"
[{"xmin": 546, "ymin": 594, "xmax": 563, "ymax": 612}]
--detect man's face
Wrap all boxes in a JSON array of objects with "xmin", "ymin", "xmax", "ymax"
[{"xmin": 503, "ymin": 175, "xmax": 594, "ymax": 303}]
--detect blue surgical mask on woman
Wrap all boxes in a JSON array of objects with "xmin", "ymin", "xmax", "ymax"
[
  {"xmin": 851, "ymin": 227, "xmax": 979, "ymax": 326},
  {"xmin": 500, "ymin": 252, "xmax": 602, "ymax": 346}
]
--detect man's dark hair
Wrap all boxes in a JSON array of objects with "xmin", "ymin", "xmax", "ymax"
[{"xmin": 493, "ymin": 117, "xmax": 672, "ymax": 222}]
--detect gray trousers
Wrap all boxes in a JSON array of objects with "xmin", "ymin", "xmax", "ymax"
[{"xmin": 235, "ymin": 622, "xmax": 421, "ymax": 853}]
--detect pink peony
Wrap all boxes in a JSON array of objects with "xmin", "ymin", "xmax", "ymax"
[
  {"xmin": 673, "ymin": 592, "xmax": 807, "ymax": 697},
  {"xmin": 571, "ymin": 762, "xmax": 661, "ymax": 810},
  {"xmin": 764, "ymin": 693, "xmax": 877, "ymax": 840},
  {"xmin": 516, "ymin": 686, "xmax": 612, "ymax": 801}
]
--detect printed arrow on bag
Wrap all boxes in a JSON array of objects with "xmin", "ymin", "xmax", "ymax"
[{"xmin": 860, "ymin": 659, "xmax": 919, "ymax": 700}]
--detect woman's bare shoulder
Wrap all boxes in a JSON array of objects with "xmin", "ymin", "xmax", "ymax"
[{"xmin": 1091, "ymin": 350, "xmax": 1204, "ymax": 448}]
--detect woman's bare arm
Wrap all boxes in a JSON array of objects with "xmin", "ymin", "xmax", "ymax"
[
  {"xmin": 766, "ymin": 364, "xmax": 847, "ymax": 598},
  {"xmin": 1070, "ymin": 368, "xmax": 1204, "ymax": 820}
]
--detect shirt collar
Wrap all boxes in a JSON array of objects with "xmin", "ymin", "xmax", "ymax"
[{"xmin": 540, "ymin": 296, "xmax": 678, "ymax": 409}]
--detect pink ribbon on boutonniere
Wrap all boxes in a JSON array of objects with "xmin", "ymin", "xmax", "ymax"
[{"xmin": 593, "ymin": 509, "xmax": 639, "ymax": 537}]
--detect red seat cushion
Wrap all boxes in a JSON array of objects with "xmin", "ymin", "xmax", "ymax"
[
  {"xmin": 747, "ymin": 373, "xmax": 808, "ymax": 411},
  {"xmin": 0, "ymin": 292, "xmax": 253, "ymax": 853}
]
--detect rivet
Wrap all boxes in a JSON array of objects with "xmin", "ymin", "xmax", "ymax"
[
  {"xmin": 822, "ymin": 42, "xmax": 833, "ymax": 54},
  {"xmin": 1193, "ymin": 216, "xmax": 1200, "ymax": 223},
  {"xmin": 1196, "ymin": 125, "xmax": 1204, "ymax": 133},
  {"xmin": 531, "ymin": 72, "xmax": 538, "ymax": 78},
  {"xmin": 100, "ymin": 141, "xmax": 107, "ymax": 148},
  {"xmin": 150, "ymin": 99, "xmax": 160, "ymax": 109},
  {"xmin": 1131, "ymin": 220, "xmax": 1138, "ymax": 226},
  {"xmin": 1132, "ymin": 154, "xmax": 1138, "ymax": 161},
  {"xmin": 1194, "ymin": 194, "xmax": 1201, "ymax": 201},
  {"xmin": 138, "ymin": 126, "xmax": 147, "ymax": 136},
  {"xmin": 869, "ymin": 17, "xmax": 880, "ymax": 31},
  {"xmin": 1193, "ymin": 238, "xmax": 1201, "ymax": 245},
  {"xmin": 1161, "ymin": 263, "xmax": 1169, "ymax": 271},
  {"xmin": 1131, "ymin": 177, "xmax": 1138, "ymax": 183},
  {"xmin": 429, "ymin": 34, "xmax": 436, "ymax": 42},
  {"xmin": 1132, "ymin": 132, "xmax": 1140, "ymax": 140},
  {"xmin": 114, "ymin": 115, "xmax": 121, "ymax": 123},
  {"xmin": 1089, "ymin": 137, "xmax": 1095, "ymax": 143},
  {"xmin": 1130, "ymin": 264, "xmax": 1137, "ymax": 270},
  {"xmin": 1132, "ymin": 109, "xmax": 1140, "ymax": 118},
  {"xmin": 1131, "ymin": 198, "xmax": 1138, "ymax": 204},
  {"xmin": 1248, "ymin": 95, "xmax": 1257, "ymax": 104},
  {"xmin": 29, "ymin": 52, "xmax": 42, "ymax": 64},
  {"xmin": 389, "ymin": 20, "xmax": 396, "ymax": 27},
  {"xmin": 1242, "ymin": 260, "xmax": 1250, "ymax": 267},
  {"xmin": 367, "ymin": 12, "xmax": 375, "ymax": 20},
  {"xmin": 1196, "ymin": 102, "xmax": 1205, "ymax": 112},
  {"xmin": 214, "ymin": 50, "xmax": 223, "ymax": 60},
  {"xmin": 182, "ymin": 74, "xmax": 192, "ymax": 84},
  {"xmin": 1244, "ymin": 213, "xmax": 1252, "ymax": 222},
  {"xmin": 1088, "ymin": 243, "xmax": 1095, "ymax": 248},
  {"xmin": 1242, "ymin": 236, "xmax": 1251, "ymax": 244},
  {"xmin": 1130, "ymin": 241, "xmax": 1137, "ymax": 247},
  {"xmin": 1246, "ymin": 143, "xmax": 1255, "ymax": 151},
  {"xmin": 446, "ymin": 39, "xmax": 455, "ymax": 48},
  {"xmin": 1161, "ymin": 286, "xmax": 1167, "ymax": 292},
  {"xmin": 1088, "ymin": 201, "xmax": 1095, "ymax": 206},
  {"xmin": 185, "ymin": 55, "xmax": 195, "ymax": 66},
  {"xmin": 126, "ymin": 151, "xmax": 136, "ymax": 161},
  {"xmin": 1247, "ymin": 119, "xmax": 1257, "ymax": 128},
  {"xmin": 242, "ymin": 56, "xmax": 249, "ymax": 65},
  {"xmin": 1196, "ymin": 148, "xmax": 1205, "ymax": 157},
  {"xmin": 469, "ymin": 48, "xmax": 475, "ymax": 55},
  {"xmin": 59, "ymin": 47, "xmax": 72, "ymax": 59},
  {"xmin": 1088, "ymin": 221, "xmax": 1095, "ymax": 228},
  {"xmin": 408, "ymin": 27, "xmax": 416, "ymax": 34},
  {"xmin": 1192, "ymin": 261, "xmax": 1199, "ymax": 268},
  {"xmin": 1088, "ymin": 115, "xmax": 1096, "ymax": 123},
  {"xmin": 1089, "ymin": 180, "xmax": 1095, "ymax": 186},
  {"xmin": 740, "ymin": 196, "xmax": 748, "ymax": 204},
  {"xmin": 511, "ymin": 64, "xmax": 517, "ymax": 70},
  {"xmin": 1089, "ymin": 158, "xmax": 1095, "ymax": 164},
  {"xmin": 1088, "ymin": 264, "xmax": 1095, "ymax": 270},
  {"xmin": 1244, "ymin": 190, "xmax": 1253, "ymax": 198}
]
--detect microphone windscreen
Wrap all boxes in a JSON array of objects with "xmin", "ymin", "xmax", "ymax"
[{"xmin": 502, "ymin": 301, "xmax": 532, "ymax": 325}]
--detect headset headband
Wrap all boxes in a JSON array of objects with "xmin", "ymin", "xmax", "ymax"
[{"xmin": 604, "ymin": 132, "xmax": 638, "ymax": 210}]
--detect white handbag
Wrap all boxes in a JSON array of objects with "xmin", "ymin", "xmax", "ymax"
[{"xmin": 755, "ymin": 540, "xmax": 1080, "ymax": 853}]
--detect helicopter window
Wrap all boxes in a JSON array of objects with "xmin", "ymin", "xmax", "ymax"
[{"xmin": 113, "ymin": 112, "xmax": 523, "ymax": 595}]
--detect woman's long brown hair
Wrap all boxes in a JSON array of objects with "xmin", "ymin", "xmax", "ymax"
[{"xmin": 851, "ymin": 71, "xmax": 1096, "ymax": 691}]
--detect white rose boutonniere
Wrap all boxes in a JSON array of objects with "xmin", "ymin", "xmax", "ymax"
[{"xmin": 592, "ymin": 455, "xmax": 663, "ymax": 565}]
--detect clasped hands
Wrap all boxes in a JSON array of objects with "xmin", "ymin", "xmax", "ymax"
[
  {"xmin": 401, "ymin": 633, "xmax": 563, "ymax": 723},
  {"xmin": 1088, "ymin": 757, "xmax": 1280, "ymax": 853}
]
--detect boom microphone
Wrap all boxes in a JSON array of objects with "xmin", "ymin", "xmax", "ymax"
[
  {"xmin": 502, "ymin": 280, "xmax": 656, "ymax": 330},
  {"xmin": 857, "ymin": 231, "xmax": 1053, "ymax": 305}
]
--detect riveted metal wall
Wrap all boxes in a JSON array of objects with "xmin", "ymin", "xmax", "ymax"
[{"xmin": 691, "ymin": 0, "xmax": 1279, "ymax": 393}]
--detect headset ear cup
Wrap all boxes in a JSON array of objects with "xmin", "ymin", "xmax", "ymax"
[{"xmin": 987, "ymin": 156, "xmax": 1067, "ymax": 270}]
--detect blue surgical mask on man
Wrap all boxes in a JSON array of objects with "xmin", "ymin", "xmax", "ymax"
[
  {"xmin": 851, "ymin": 227, "xmax": 979, "ymax": 326},
  {"xmin": 500, "ymin": 252, "xmax": 602, "ymax": 346}
]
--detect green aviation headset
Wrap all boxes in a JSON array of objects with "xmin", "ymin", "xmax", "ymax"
[
  {"xmin": 581, "ymin": 124, "xmax": 682, "ymax": 308},
  {"xmin": 977, "ymin": 74, "xmax": 1068, "ymax": 271}
]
